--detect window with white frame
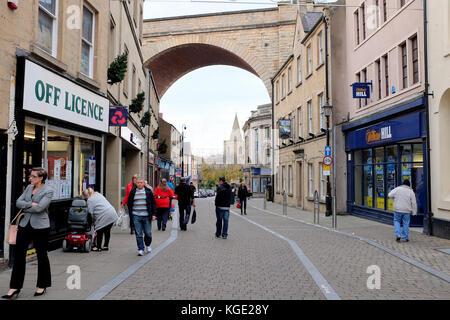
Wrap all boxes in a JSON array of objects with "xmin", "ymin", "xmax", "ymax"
[
  {"xmin": 282, "ymin": 74, "xmax": 286, "ymax": 98},
  {"xmin": 319, "ymin": 93, "xmax": 324, "ymax": 131},
  {"xmin": 307, "ymin": 45, "xmax": 312, "ymax": 75},
  {"xmin": 320, "ymin": 163, "xmax": 325, "ymax": 200},
  {"xmin": 288, "ymin": 165, "xmax": 293, "ymax": 194},
  {"xmin": 297, "ymin": 107, "xmax": 302, "ymax": 139},
  {"xmin": 308, "ymin": 163, "xmax": 313, "ymax": 197},
  {"xmin": 81, "ymin": 5, "xmax": 95, "ymax": 77},
  {"xmin": 288, "ymin": 67, "xmax": 292, "ymax": 92},
  {"xmin": 37, "ymin": 0, "xmax": 58, "ymax": 56},
  {"xmin": 297, "ymin": 55, "xmax": 302, "ymax": 84},
  {"xmin": 276, "ymin": 167, "xmax": 280, "ymax": 192},
  {"xmin": 276, "ymin": 80, "xmax": 280, "ymax": 102},
  {"xmin": 318, "ymin": 31, "xmax": 324, "ymax": 66},
  {"xmin": 282, "ymin": 166, "xmax": 286, "ymax": 192},
  {"xmin": 308, "ymin": 100, "xmax": 313, "ymax": 134}
]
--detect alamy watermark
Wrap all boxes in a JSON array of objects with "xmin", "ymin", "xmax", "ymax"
[
  {"xmin": 66, "ymin": 265, "xmax": 81, "ymax": 290},
  {"xmin": 366, "ymin": 265, "xmax": 381, "ymax": 290}
]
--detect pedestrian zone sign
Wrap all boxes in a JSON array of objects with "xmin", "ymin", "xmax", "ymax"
[{"xmin": 323, "ymin": 165, "xmax": 331, "ymax": 176}]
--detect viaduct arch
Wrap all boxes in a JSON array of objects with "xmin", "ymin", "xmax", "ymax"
[{"xmin": 142, "ymin": 6, "xmax": 298, "ymax": 98}]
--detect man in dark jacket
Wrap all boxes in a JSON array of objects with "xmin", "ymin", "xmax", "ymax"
[
  {"xmin": 175, "ymin": 177, "xmax": 195, "ymax": 231},
  {"xmin": 128, "ymin": 177, "xmax": 157, "ymax": 256},
  {"xmin": 215, "ymin": 177, "xmax": 232, "ymax": 239}
]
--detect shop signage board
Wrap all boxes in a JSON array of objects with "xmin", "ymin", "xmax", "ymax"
[
  {"xmin": 120, "ymin": 126, "xmax": 142, "ymax": 150},
  {"xmin": 109, "ymin": 106, "xmax": 128, "ymax": 127},
  {"xmin": 23, "ymin": 60, "xmax": 109, "ymax": 133},
  {"xmin": 352, "ymin": 82, "xmax": 372, "ymax": 99},
  {"xmin": 278, "ymin": 119, "xmax": 291, "ymax": 139}
]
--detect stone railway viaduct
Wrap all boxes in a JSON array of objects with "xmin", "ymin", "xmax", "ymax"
[{"xmin": 142, "ymin": 6, "xmax": 298, "ymax": 98}]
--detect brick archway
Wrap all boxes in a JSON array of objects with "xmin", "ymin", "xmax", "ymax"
[{"xmin": 143, "ymin": 6, "xmax": 298, "ymax": 98}]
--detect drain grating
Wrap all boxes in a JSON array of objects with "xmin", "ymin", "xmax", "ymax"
[{"xmin": 436, "ymin": 248, "xmax": 450, "ymax": 255}]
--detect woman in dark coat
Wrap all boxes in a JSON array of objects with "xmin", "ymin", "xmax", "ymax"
[{"xmin": 238, "ymin": 183, "xmax": 249, "ymax": 215}]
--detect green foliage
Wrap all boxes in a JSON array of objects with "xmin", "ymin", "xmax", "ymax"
[
  {"xmin": 107, "ymin": 53, "xmax": 128, "ymax": 85},
  {"xmin": 201, "ymin": 164, "xmax": 243, "ymax": 187},
  {"xmin": 151, "ymin": 128, "xmax": 159, "ymax": 140},
  {"xmin": 157, "ymin": 140, "xmax": 168, "ymax": 154},
  {"xmin": 140, "ymin": 111, "xmax": 151, "ymax": 128},
  {"xmin": 129, "ymin": 92, "xmax": 145, "ymax": 114}
]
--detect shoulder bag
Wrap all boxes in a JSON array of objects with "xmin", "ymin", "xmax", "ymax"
[{"xmin": 7, "ymin": 210, "xmax": 24, "ymax": 245}]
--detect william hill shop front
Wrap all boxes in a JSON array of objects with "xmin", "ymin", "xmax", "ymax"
[
  {"xmin": 343, "ymin": 97, "xmax": 428, "ymax": 228},
  {"xmin": 12, "ymin": 58, "xmax": 108, "ymax": 248}
]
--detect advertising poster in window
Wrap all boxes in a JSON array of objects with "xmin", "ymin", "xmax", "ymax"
[
  {"xmin": 387, "ymin": 157, "xmax": 396, "ymax": 211},
  {"xmin": 375, "ymin": 161, "xmax": 385, "ymax": 210},
  {"xmin": 89, "ymin": 157, "xmax": 96, "ymax": 186}
]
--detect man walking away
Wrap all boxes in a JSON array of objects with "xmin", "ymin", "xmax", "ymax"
[
  {"xmin": 238, "ymin": 183, "xmax": 249, "ymax": 215},
  {"xmin": 388, "ymin": 179, "xmax": 417, "ymax": 242},
  {"xmin": 215, "ymin": 177, "xmax": 232, "ymax": 239},
  {"xmin": 175, "ymin": 177, "xmax": 195, "ymax": 231},
  {"xmin": 128, "ymin": 177, "xmax": 157, "ymax": 256}
]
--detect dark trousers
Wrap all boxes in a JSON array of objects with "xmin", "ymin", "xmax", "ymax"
[
  {"xmin": 156, "ymin": 207, "xmax": 170, "ymax": 230},
  {"xmin": 179, "ymin": 205, "xmax": 191, "ymax": 231},
  {"xmin": 239, "ymin": 197, "xmax": 247, "ymax": 213},
  {"xmin": 10, "ymin": 222, "xmax": 51, "ymax": 290},
  {"xmin": 96, "ymin": 223, "xmax": 114, "ymax": 248}
]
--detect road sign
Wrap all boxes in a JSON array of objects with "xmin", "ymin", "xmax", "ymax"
[
  {"xmin": 325, "ymin": 146, "xmax": 332, "ymax": 157},
  {"xmin": 323, "ymin": 156, "xmax": 333, "ymax": 166},
  {"xmin": 323, "ymin": 165, "xmax": 331, "ymax": 176}
]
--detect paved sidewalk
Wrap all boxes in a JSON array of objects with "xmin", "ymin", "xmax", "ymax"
[
  {"xmin": 249, "ymin": 198, "xmax": 450, "ymax": 277},
  {"xmin": 0, "ymin": 219, "xmax": 173, "ymax": 300}
]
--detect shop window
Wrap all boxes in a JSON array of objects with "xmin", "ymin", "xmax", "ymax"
[
  {"xmin": 375, "ymin": 147, "xmax": 385, "ymax": 210},
  {"xmin": 386, "ymin": 146, "xmax": 398, "ymax": 211},
  {"xmin": 74, "ymin": 137, "xmax": 96, "ymax": 197},
  {"xmin": 46, "ymin": 130, "xmax": 73, "ymax": 200},
  {"xmin": 354, "ymin": 165, "xmax": 363, "ymax": 205},
  {"xmin": 261, "ymin": 177, "xmax": 268, "ymax": 194},
  {"xmin": 308, "ymin": 163, "xmax": 313, "ymax": 197},
  {"xmin": 252, "ymin": 178, "xmax": 260, "ymax": 194},
  {"xmin": 363, "ymin": 149, "xmax": 374, "ymax": 207}
]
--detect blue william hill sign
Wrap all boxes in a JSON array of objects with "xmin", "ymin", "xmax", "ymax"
[{"xmin": 352, "ymin": 82, "xmax": 372, "ymax": 99}]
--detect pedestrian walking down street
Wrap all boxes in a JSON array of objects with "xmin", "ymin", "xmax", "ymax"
[
  {"xmin": 83, "ymin": 188, "xmax": 118, "ymax": 252},
  {"xmin": 154, "ymin": 179, "xmax": 176, "ymax": 231},
  {"xmin": 388, "ymin": 179, "xmax": 417, "ymax": 242},
  {"xmin": 175, "ymin": 177, "xmax": 195, "ymax": 231},
  {"xmin": 238, "ymin": 182, "xmax": 249, "ymax": 215},
  {"xmin": 3, "ymin": 168, "xmax": 53, "ymax": 299},
  {"xmin": 128, "ymin": 177, "xmax": 157, "ymax": 256},
  {"xmin": 122, "ymin": 174, "xmax": 138, "ymax": 234},
  {"xmin": 215, "ymin": 177, "xmax": 232, "ymax": 239}
]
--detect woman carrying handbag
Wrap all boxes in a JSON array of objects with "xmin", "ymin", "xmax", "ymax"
[{"xmin": 2, "ymin": 167, "xmax": 54, "ymax": 299}]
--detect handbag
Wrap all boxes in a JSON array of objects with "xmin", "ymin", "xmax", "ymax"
[
  {"xmin": 191, "ymin": 209, "xmax": 197, "ymax": 224},
  {"xmin": 236, "ymin": 203, "xmax": 241, "ymax": 209},
  {"xmin": 7, "ymin": 210, "xmax": 24, "ymax": 245}
]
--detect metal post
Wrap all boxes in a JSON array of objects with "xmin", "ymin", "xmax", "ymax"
[
  {"xmin": 314, "ymin": 190, "xmax": 319, "ymax": 224},
  {"xmin": 263, "ymin": 190, "xmax": 267, "ymax": 210},
  {"xmin": 282, "ymin": 190, "xmax": 287, "ymax": 216}
]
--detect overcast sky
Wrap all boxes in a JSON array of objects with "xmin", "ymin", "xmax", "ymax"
[{"xmin": 144, "ymin": 0, "xmax": 274, "ymax": 157}]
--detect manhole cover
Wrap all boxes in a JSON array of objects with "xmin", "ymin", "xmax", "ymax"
[{"xmin": 436, "ymin": 248, "xmax": 450, "ymax": 255}]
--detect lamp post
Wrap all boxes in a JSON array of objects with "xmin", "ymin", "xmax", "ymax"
[
  {"xmin": 181, "ymin": 124, "xmax": 186, "ymax": 177},
  {"xmin": 323, "ymin": 102, "xmax": 333, "ymax": 218}
]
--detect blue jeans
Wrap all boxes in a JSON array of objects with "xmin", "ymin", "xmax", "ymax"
[
  {"xmin": 179, "ymin": 205, "xmax": 191, "ymax": 230},
  {"xmin": 132, "ymin": 215, "xmax": 152, "ymax": 250},
  {"xmin": 156, "ymin": 207, "xmax": 170, "ymax": 230},
  {"xmin": 216, "ymin": 208, "xmax": 230, "ymax": 238},
  {"xmin": 394, "ymin": 212, "xmax": 411, "ymax": 240}
]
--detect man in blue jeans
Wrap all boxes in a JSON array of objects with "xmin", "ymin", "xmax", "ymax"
[
  {"xmin": 215, "ymin": 177, "xmax": 232, "ymax": 239},
  {"xmin": 388, "ymin": 179, "xmax": 417, "ymax": 242},
  {"xmin": 128, "ymin": 177, "xmax": 157, "ymax": 255}
]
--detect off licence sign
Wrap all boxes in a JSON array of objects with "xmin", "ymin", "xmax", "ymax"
[{"xmin": 323, "ymin": 156, "xmax": 333, "ymax": 166}]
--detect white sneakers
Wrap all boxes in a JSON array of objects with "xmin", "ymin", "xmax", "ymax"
[{"xmin": 138, "ymin": 247, "xmax": 152, "ymax": 256}]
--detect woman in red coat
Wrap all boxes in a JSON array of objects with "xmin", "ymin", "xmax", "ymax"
[{"xmin": 153, "ymin": 179, "xmax": 176, "ymax": 231}]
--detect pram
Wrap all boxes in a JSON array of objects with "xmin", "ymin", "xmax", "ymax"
[{"xmin": 62, "ymin": 199, "xmax": 95, "ymax": 253}]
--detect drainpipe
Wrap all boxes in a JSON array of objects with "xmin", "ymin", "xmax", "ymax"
[
  {"xmin": 423, "ymin": 0, "xmax": 433, "ymax": 235},
  {"xmin": 271, "ymin": 79, "xmax": 275, "ymax": 202}
]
